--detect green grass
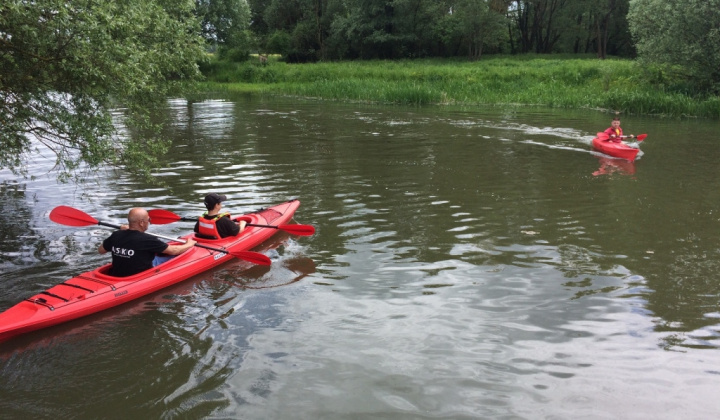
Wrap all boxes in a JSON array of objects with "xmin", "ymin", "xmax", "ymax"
[{"xmin": 199, "ymin": 56, "xmax": 720, "ymax": 118}]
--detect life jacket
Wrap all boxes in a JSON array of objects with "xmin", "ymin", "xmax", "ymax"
[
  {"xmin": 604, "ymin": 126, "xmax": 623, "ymax": 142},
  {"xmin": 197, "ymin": 212, "xmax": 231, "ymax": 239}
]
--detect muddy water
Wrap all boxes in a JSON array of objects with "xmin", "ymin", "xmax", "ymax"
[{"xmin": 1, "ymin": 95, "xmax": 719, "ymax": 418}]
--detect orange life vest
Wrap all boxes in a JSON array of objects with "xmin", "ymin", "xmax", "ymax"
[{"xmin": 197, "ymin": 212, "xmax": 231, "ymax": 239}]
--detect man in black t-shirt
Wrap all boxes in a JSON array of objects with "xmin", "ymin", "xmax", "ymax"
[{"xmin": 99, "ymin": 208, "xmax": 196, "ymax": 277}]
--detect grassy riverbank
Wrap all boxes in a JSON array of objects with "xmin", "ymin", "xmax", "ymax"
[{"xmin": 199, "ymin": 56, "xmax": 720, "ymax": 118}]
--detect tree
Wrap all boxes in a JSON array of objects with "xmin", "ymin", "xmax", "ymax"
[
  {"xmin": 196, "ymin": 0, "xmax": 253, "ymax": 60},
  {"xmin": 564, "ymin": 0, "xmax": 632, "ymax": 59},
  {"xmin": 454, "ymin": 0, "xmax": 507, "ymax": 59},
  {"xmin": 263, "ymin": 0, "xmax": 324, "ymax": 61},
  {"xmin": 628, "ymin": 0, "xmax": 720, "ymax": 94},
  {"xmin": 510, "ymin": 0, "xmax": 573, "ymax": 53},
  {"xmin": 0, "ymin": 0, "xmax": 205, "ymax": 182}
]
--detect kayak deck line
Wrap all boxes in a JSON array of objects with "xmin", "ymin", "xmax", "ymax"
[
  {"xmin": 76, "ymin": 274, "xmax": 117, "ymax": 290},
  {"xmin": 40, "ymin": 291, "xmax": 70, "ymax": 302},
  {"xmin": 59, "ymin": 282, "xmax": 96, "ymax": 293}
]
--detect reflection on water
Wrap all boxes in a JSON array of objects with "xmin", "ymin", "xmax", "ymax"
[
  {"xmin": 592, "ymin": 156, "xmax": 636, "ymax": 177},
  {"xmin": 2, "ymin": 96, "xmax": 720, "ymax": 418}
]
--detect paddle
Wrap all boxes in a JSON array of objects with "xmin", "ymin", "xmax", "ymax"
[
  {"xmin": 596, "ymin": 132, "xmax": 610, "ymax": 141},
  {"xmin": 596, "ymin": 132, "xmax": 647, "ymax": 142},
  {"xmin": 147, "ymin": 209, "xmax": 315, "ymax": 236},
  {"xmin": 49, "ymin": 206, "xmax": 271, "ymax": 265}
]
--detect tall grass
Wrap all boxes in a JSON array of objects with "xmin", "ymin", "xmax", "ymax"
[{"xmin": 199, "ymin": 56, "xmax": 719, "ymax": 118}]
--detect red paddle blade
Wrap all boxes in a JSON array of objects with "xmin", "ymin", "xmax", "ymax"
[
  {"xmin": 636, "ymin": 134, "xmax": 647, "ymax": 141},
  {"xmin": 232, "ymin": 251, "xmax": 272, "ymax": 266},
  {"xmin": 596, "ymin": 132, "xmax": 609, "ymax": 140},
  {"xmin": 147, "ymin": 209, "xmax": 182, "ymax": 225},
  {"xmin": 50, "ymin": 206, "xmax": 99, "ymax": 227},
  {"xmin": 279, "ymin": 224, "xmax": 315, "ymax": 236}
]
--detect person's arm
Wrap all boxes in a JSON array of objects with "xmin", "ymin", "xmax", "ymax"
[
  {"xmin": 216, "ymin": 216, "xmax": 240, "ymax": 237},
  {"xmin": 228, "ymin": 217, "xmax": 240, "ymax": 236},
  {"xmin": 163, "ymin": 238, "xmax": 197, "ymax": 255},
  {"xmin": 98, "ymin": 244, "xmax": 108, "ymax": 254}
]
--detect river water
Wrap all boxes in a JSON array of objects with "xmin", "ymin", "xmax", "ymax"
[{"xmin": 1, "ymin": 95, "xmax": 720, "ymax": 418}]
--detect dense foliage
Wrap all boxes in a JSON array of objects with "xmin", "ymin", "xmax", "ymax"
[
  {"xmin": 246, "ymin": 0, "xmax": 634, "ymax": 61},
  {"xmin": 628, "ymin": 0, "xmax": 720, "ymax": 94},
  {"xmin": 196, "ymin": 0, "xmax": 252, "ymax": 60},
  {"xmin": 0, "ymin": 0, "xmax": 205, "ymax": 181}
]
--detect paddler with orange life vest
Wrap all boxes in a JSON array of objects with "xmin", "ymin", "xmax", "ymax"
[
  {"xmin": 193, "ymin": 193, "xmax": 247, "ymax": 239},
  {"xmin": 604, "ymin": 117, "xmax": 635, "ymax": 143}
]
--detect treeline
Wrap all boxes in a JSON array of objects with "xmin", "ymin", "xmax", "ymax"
[
  {"xmin": 230, "ymin": 0, "xmax": 634, "ymax": 62},
  {"xmin": 206, "ymin": 0, "xmax": 719, "ymax": 96}
]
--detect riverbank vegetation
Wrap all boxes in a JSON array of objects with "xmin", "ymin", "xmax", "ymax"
[
  {"xmin": 200, "ymin": 56, "xmax": 720, "ymax": 119},
  {"xmin": 3, "ymin": 0, "xmax": 719, "ymax": 181}
]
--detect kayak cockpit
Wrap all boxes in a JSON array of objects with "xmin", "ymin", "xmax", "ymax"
[{"xmin": 192, "ymin": 216, "xmax": 255, "ymax": 243}]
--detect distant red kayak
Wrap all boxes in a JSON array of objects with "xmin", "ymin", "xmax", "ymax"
[{"xmin": 592, "ymin": 137, "xmax": 639, "ymax": 162}]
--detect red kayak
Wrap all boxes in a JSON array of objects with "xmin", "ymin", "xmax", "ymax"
[
  {"xmin": 592, "ymin": 132, "xmax": 646, "ymax": 162},
  {"xmin": 0, "ymin": 200, "xmax": 304, "ymax": 342}
]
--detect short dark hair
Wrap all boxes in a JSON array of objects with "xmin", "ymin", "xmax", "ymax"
[{"xmin": 204, "ymin": 193, "xmax": 227, "ymax": 210}]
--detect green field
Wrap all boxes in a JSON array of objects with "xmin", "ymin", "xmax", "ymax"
[{"xmin": 200, "ymin": 56, "xmax": 720, "ymax": 118}]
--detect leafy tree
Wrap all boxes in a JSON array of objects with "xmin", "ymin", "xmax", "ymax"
[
  {"xmin": 328, "ymin": 0, "xmax": 403, "ymax": 59},
  {"xmin": 266, "ymin": 30, "xmax": 292, "ymax": 55},
  {"xmin": 510, "ymin": 0, "xmax": 574, "ymax": 53},
  {"xmin": 453, "ymin": 0, "xmax": 507, "ymax": 59},
  {"xmin": 329, "ymin": 0, "xmax": 448, "ymax": 59},
  {"xmin": 196, "ymin": 0, "xmax": 253, "ymax": 60},
  {"xmin": 628, "ymin": 0, "xmax": 720, "ymax": 93},
  {"xmin": 1, "ymin": 0, "xmax": 206, "ymax": 182},
  {"xmin": 263, "ymin": 0, "xmax": 324, "ymax": 61},
  {"xmin": 561, "ymin": 0, "xmax": 632, "ymax": 58}
]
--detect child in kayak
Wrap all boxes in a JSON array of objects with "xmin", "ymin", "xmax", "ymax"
[
  {"xmin": 604, "ymin": 117, "xmax": 635, "ymax": 143},
  {"xmin": 194, "ymin": 193, "xmax": 247, "ymax": 239}
]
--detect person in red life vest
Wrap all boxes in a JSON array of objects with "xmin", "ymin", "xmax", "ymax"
[
  {"xmin": 98, "ymin": 208, "xmax": 196, "ymax": 277},
  {"xmin": 604, "ymin": 117, "xmax": 635, "ymax": 143},
  {"xmin": 194, "ymin": 193, "xmax": 247, "ymax": 239}
]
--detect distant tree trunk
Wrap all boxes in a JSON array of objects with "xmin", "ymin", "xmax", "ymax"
[
  {"xmin": 316, "ymin": 0, "xmax": 323, "ymax": 59},
  {"xmin": 596, "ymin": 0, "xmax": 618, "ymax": 59},
  {"xmin": 515, "ymin": 0, "xmax": 566, "ymax": 54},
  {"xmin": 517, "ymin": 1, "xmax": 532, "ymax": 52}
]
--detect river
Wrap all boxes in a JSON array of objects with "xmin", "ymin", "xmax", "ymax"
[{"xmin": 1, "ymin": 95, "xmax": 719, "ymax": 418}]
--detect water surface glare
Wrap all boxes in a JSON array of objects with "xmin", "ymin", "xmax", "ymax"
[{"xmin": 1, "ymin": 95, "xmax": 720, "ymax": 418}]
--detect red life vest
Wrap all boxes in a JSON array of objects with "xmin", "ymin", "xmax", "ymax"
[
  {"xmin": 197, "ymin": 212, "xmax": 231, "ymax": 239},
  {"xmin": 605, "ymin": 127, "xmax": 623, "ymax": 137}
]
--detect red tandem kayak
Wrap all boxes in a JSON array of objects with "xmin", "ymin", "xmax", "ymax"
[{"xmin": 0, "ymin": 199, "xmax": 302, "ymax": 342}]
